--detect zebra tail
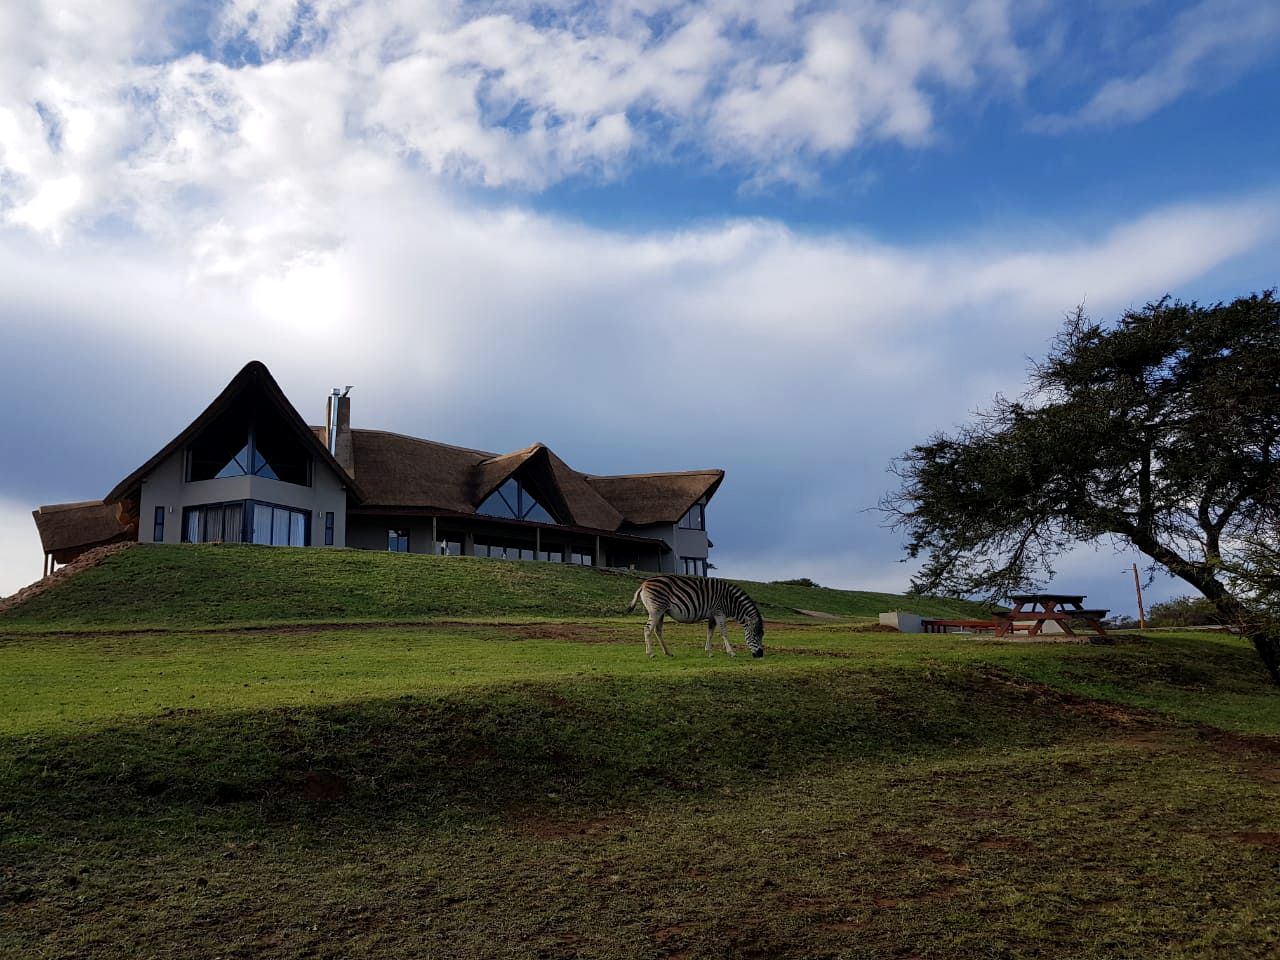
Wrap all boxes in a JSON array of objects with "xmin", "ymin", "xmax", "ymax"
[{"xmin": 625, "ymin": 585, "xmax": 644, "ymax": 614}]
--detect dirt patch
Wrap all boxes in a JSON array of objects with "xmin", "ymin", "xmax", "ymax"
[
  {"xmin": 298, "ymin": 770, "xmax": 348, "ymax": 802},
  {"xmin": 1197, "ymin": 730, "xmax": 1280, "ymax": 785},
  {"xmin": 1112, "ymin": 730, "xmax": 1179, "ymax": 752},
  {"xmin": 874, "ymin": 882, "xmax": 965, "ymax": 908},
  {"xmin": 968, "ymin": 670, "xmax": 1163, "ymax": 727},
  {"xmin": 975, "ymin": 836, "xmax": 1035, "ymax": 853},
  {"xmin": 793, "ymin": 609, "xmax": 842, "ymax": 620},
  {"xmin": 775, "ymin": 646, "xmax": 859, "ymax": 659},
  {"xmin": 1228, "ymin": 832, "xmax": 1280, "ymax": 849},
  {"xmin": 653, "ymin": 923, "xmax": 691, "ymax": 944},
  {"xmin": 821, "ymin": 919, "xmax": 869, "ymax": 933},
  {"xmin": 1201, "ymin": 729, "xmax": 1280, "ymax": 760},
  {"xmin": 511, "ymin": 813, "xmax": 632, "ymax": 840},
  {"xmin": 0, "ymin": 542, "xmax": 135, "ymax": 615},
  {"xmin": 873, "ymin": 833, "xmax": 971, "ymax": 873},
  {"xmin": 505, "ymin": 623, "xmax": 621, "ymax": 644}
]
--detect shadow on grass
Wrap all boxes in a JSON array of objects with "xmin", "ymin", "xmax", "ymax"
[{"xmin": 2, "ymin": 666, "xmax": 1113, "ymax": 845}]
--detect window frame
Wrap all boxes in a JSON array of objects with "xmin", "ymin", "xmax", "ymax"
[
  {"xmin": 477, "ymin": 476, "xmax": 559, "ymax": 524},
  {"xmin": 324, "ymin": 511, "xmax": 335, "ymax": 546},
  {"xmin": 153, "ymin": 506, "xmax": 165, "ymax": 543},
  {"xmin": 185, "ymin": 415, "xmax": 313, "ymax": 488},
  {"xmin": 678, "ymin": 501, "xmax": 706, "ymax": 531},
  {"xmin": 181, "ymin": 499, "xmax": 309, "ymax": 546},
  {"xmin": 681, "ymin": 556, "xmax": 707, "ymax": 577},
  {"xmin": 387, "ymin": 528, "xmax": 410, "ymax": 553}
]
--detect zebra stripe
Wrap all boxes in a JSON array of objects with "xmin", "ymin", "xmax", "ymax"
[{"xmin": 626, "ymin": 576, "xmax": 765, "ymax": 658}]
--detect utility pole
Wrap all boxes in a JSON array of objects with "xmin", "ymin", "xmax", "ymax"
[{"xmin": 1131, "ymin": 562, "xmax": 1147, "ymax": 629}]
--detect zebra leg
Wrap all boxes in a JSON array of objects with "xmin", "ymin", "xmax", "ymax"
[
  {"xmin": 655, "ymin": 615, "xmax": 673, "ymax": 657},
  {"xmin": 720, "ymin": 615, "xmax": 735, "ymax": 656},
  {"xmin": 705, "ymin": 619, "xmax": 716, "ymax": 657},
  {"xmin": 643, "ymin": 619, "xmax": 655, "ymax": 658}
]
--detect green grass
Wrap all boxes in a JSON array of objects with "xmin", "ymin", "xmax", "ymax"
[
  {"xmin": 2, "ymin": 549, "xmax": 1278, "ymax": 958},
  {"xmin": 0, "ymin": 543, "xmax": 991, "ymax": 629}
]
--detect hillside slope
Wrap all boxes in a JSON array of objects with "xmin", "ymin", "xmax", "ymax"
[{"xmin": 0, "ymin": 543, "xmax": 989, "ymax": 629}]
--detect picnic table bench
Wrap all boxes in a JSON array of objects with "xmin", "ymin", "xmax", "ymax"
[
  {"xmin": 921, "ymin": 619, "xmax": 1000, "ymax": 634},
  {"xmin": 994, "ymin": 594, "xmax": 1108, "ymax": 638}
]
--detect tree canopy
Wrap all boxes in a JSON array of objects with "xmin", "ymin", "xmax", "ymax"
[{"xmin": 883, "ymin": 292, "xmax": 1280, "ymax": 683}]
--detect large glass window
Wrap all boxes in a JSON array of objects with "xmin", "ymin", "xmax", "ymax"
[
  {"xmin": 153, "ymin": 506, "xmax": 165, "ymax": 542},
  {"xmin": 253, "ymin": 504, "xmax": 272, "ymax": 544},
  {"xmin": 474, "ymin": 540, "xmax": 535, "ymax": 560},
  {"xmin": 539, "ymin": 549, "xmax": 563, "ymax": 563},
  {"xmin": 571, "ymin": 551, "xmax": 593, "ymax": 566},
  {"xmin": 478, "ymin": 477, "xmax": 557, "ymax": 523},
  {"xmin": 182, "ymin": 502, "xmax": 244, "ymax": 543},
  {"xmin": 679, "ymin": 501, "xmax": 705, "ymax": 530},
  {"xmin": 183, "ymin": 500, "xmax": 302, "ymax": 545},
  {"xmin": 437, "ymin": 538, "xmax": 463, "ymax": 556},
  {"xmin": 324, "ymin": 512, "xmax": 335, "ymax": 546},
  {"xmin": 388, "ymin": 529, "xmax": 410, "ymax": 553},
  {"xmin": 682, "ymin": 557, "xmax": 708, "ymax": 577},
  {"xmin": 186, "ymin": 397, "xmax": 312, "ymax": 487},
  {"xmin": 181, "ymin": 500, "xmax": 307, "ymax": 545}
]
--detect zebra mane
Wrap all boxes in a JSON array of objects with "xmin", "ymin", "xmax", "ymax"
[{"xmin": 732, "ymin": 584, "xmax": 762, "ymax": 626}]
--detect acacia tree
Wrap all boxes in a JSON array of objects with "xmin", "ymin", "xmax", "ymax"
[{"xmin": 882, "ymin": 292, "xmax": 1280, "ymax": 684}]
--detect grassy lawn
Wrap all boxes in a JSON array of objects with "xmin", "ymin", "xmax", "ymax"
[
  {"xmin": 2, "ymin": 548, "xmax": 1278, "ymax": 958},
  {"xmin": 0, "ymin": 543, "xmax": 990, "ymax": 629}
]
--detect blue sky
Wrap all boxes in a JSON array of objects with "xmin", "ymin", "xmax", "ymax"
[{"xmin": 1, "ymin": 0, "xmax": 1278, "ymax": 616}]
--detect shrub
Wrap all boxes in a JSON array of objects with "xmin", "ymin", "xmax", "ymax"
[{"xmin": 1147, "ymin": 596, "xmax": 1227, "ymax": 628}]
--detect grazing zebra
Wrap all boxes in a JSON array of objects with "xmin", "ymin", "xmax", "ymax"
[{"xmin": 626, "ymin": 576, "xmax": 765, "ymax": 659}]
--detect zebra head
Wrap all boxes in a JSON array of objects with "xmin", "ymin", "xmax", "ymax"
[{"xmin": 746, "ymin": 617, "xmax": 765, "ymax": 658}]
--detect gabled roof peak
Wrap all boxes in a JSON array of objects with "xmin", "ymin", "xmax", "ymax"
[{"xmin": 105, "ymin": 360, "xmax": 364, "ymax": 504}]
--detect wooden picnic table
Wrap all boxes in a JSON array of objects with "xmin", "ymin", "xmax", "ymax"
[{"xmin": 994, "ymin": 594, "xmax": 1108, "ymax": 638}]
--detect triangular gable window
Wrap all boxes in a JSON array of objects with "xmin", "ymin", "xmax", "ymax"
[
  {"xmin": 187, "ymin": 392, "xmax": 311, "ymax": 486},
  {"xmin": 215, "ymin": 444, "xmax": 253, "ymax": 479},
  {"xmin": 478, "ymin": 477, "xmax": 558, "ymax": 524}
]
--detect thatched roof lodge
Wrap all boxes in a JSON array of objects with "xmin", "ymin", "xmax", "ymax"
[{"xmin": 33, "ymin": 362, "xmax": 722, "ymax": 578}]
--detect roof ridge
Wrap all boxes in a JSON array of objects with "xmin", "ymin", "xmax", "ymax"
[
  {"xmin": 477, "ymin": 442, "xmax": 546, "ymax": 466},
  {"xmin": 351, "ymin": 428, "xmax": 496, "ymax": 458},
  {"xmin": 587, "ymin": 469, "xmax": 724, "ymax": 480}
]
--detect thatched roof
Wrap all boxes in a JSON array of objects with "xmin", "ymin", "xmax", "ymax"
[
  {"xmin": 585, "ymin": 471, "xmax": 724, "ymax": 525},
  {"xmin": 105, "ymin": 361, "xmax": 364, "ymax": 504},
  {"xmin": 349, "ymin": 430, "xmax": 491, "ymax": 513},
  {"xmin": 32, "ymin": 500, "xmax": 135, "ymax": 562},
  {"xmin": 344, "ymin": 431, "xmax": 716, "ymax": 532}
]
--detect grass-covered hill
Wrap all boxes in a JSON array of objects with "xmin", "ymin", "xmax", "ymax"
[
  {"xmin": 5, "ymin": 543, "xmax": 1278, "ymax": 959},
  {"xmin": 0, "ymin": 542, "xmax": 990, "ymax": 629}
]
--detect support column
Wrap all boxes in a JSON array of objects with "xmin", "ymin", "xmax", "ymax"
[
  {"xmin": 463, "ymin": 531, "xmax": 475, "ymax": 557},
  {"xmin": 432, "ymin": 516, "xmax": 438, "ymax": 555},
  {"xmin": 595, "ymin": 535, "xmax": 601, "ymax": 567},
  {"xmin": 535, "ymin": 527, "xmax": 541, "ymax": 560}
]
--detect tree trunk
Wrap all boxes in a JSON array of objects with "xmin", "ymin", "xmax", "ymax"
[
  {"xmin": 1247, "ymin": 630, "xmax": 1280, "ymax": 687},
  {"xmin": 1127, "ymin": 530, "xmax": 1280, "ymax": 687}
]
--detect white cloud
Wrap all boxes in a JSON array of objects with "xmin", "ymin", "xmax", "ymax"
[
  {"xmin": 1036, "ymin": 0, "xmax": 1280, "ymax": 132},
  {"xmin": 0, "ymin": 0, "xmax": 1035, "ymax": 239}
]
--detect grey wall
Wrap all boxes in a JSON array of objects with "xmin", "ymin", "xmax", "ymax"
[
  {"xmin": 138, "ymin": 448, "xmax": 349, "ymax": 547},
  {"xmin": 347, "ymin": 516, "xmax": 439, "ymax": 553},
  {"xmin": 626, "ymin": 521, "xmax": 710, "ymax": 574}
]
